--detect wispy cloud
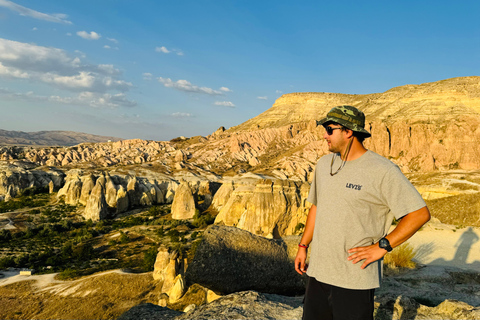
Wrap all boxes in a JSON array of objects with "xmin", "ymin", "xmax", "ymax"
[
  {"xmin": 171, "ymin": 112, "xmax": 193, "ymax": 118},
  {"xmin": 77, "ymin": 31, "xmax": 101, "ymax": 40},
  {"xmin": 158, "ymin": 77, "xmax": 225, "ymax": 95},
  {"xmin": 107, "ymin": 37, "xmax": 118, "ymax": 44},
  {"xmin": 276, "ymin": 90, "xmax": 283, "ymax": 94},
  {"xmin": 214, "ymin": 101, "xmax": 235, "ymax": 107},
  {"xmin": 257, "ymin": 96, "xmax": 268, "ymax": 100},
  {"xmin": 0, "ymin": 0, "xmax": 72, "ymax": 24},
  {"xmin": 143, "ymin": 73, "xmax": 153, "ymax": 80},
  {"xmin": 155, "ymin": 46, "xmax": 170, "ymax": 54},
  {"xmin": 155, "ymin": 46, "xmax": 184, "ymax": 56},
  {"xmin": 0, "ymin": 87, "xmax": 136, "ymax": 108},
  {"xmin": 0, "ymin": 38, "xmax": 132, "ymax": 96}
]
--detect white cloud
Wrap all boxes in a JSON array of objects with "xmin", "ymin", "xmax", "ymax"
[
  {"xmin": 155, "ymin": 46, "xmax": 183, "ymax": 56},
  {"xmin": 107, "ymin": 37, "xmax": 118, "ymax": 44},
  {"xmin": 171, "ymin": 112, "xmax": 193, "ymax": 118},
  {"xmin": 214, "ymin": 101, "xmax": 235, "ymax": 107},
  {"xmin": 32, "ymin": 27, "xmax": 37, "ymax": 31},
  {"xmin": 143, "ymin": 72, "xmax": 153, "ymax": 80},
  {"xmin": 0, "ymin": 38, "xmax": 132, "ymax": 94},
  {"xmin": 158, "ymin": 77, "xmax": 224, "ymax": 95},
  {"xmin": 219, "ymin": 87, "xmax": 231, "ymax": 92},
  {"xmin": 0, "ymin": 0, "xmax": 72, "ymax": 24},
  {"xmin": 257, "ymin": 96, "xmax": 268, "ymax": 100},
  {"xmin": 276, "ymin": 90, "xmax": 283, "ymax": 94},
  {"xmin": 77, "ymin": 31, "xmax": 101, "ymax": 40},
  {"xmin": 103, "ymin": 45, "xmax": 111, "ymax": 49},
  {"xmin": 155, "ymin": 46, "xmax": 170, "ymax": 54}
]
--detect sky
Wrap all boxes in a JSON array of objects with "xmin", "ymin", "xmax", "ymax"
[{"xmin": 0, "ymin": 1, "xmax": 479, "ymax": 141}]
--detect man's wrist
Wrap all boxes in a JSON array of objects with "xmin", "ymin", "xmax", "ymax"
[{"xmin": 298, "ymin": 243, "xmax": 309, "ymax": 249}]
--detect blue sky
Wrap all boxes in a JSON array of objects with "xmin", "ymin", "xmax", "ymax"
[{"xmin": 0, "ymin": 1, "xmax": 479, "ymax": 140}]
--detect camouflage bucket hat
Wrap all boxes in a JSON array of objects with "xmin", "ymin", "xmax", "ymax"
[{"xmin": 318, "ymin": 105, "xmax": 371, "ymax": 138}]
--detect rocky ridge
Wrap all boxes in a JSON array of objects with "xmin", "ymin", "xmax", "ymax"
[{"xmin": 0, "ymin": 129, "xmax": 121, "ymax": 146}]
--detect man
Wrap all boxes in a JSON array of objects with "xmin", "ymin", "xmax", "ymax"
[{"xmin": 294, "ymin": 105, "xmax": 430, "ymax": 320}]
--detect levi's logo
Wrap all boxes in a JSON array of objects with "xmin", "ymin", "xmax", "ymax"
[{"xmin": 346, "ymin": 183, "xmax": 362, "ymax": 191}]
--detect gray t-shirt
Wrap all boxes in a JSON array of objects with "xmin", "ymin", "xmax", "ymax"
[{"xmin": 306, "ymin": 150, "xmax": 426, "ymax": 289}]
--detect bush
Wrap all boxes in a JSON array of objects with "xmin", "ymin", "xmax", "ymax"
[
  {"xmin": 57, "ymin": 268, "xmax": 79, "ymax": 280},
  {"xmin": 192, "ymin": 212, "xmax": 214, "ymax": 228},
  {"xmin": 142, "ymin": 246, "xmax": 158, "ymax": 271},
  {"xmin": 384, "ymin": 243, "xmax": 417, "ymax": 270},
  {"xmin": 294, "ymin": 223, "xmax": 305, "ymax": 234}
]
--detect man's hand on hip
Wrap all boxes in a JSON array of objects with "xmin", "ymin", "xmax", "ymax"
[{"xmin": 347, "ymin": 244, "xmax": 387, "ymax": 269}]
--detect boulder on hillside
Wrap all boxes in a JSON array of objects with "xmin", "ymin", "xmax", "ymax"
[
  {"xmin": 171, "ymin": 182, "xmax": 196, "ymax": 220},
  {"xmin": 185, "ymin": 225, "xmax": 306, "ymax": 296}
]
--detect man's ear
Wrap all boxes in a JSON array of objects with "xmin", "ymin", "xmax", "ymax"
[{"xmin": 344, "ymin": 128, "xmax": 354, "ymax": 139}]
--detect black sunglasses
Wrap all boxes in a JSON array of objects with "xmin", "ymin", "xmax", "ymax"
[{"xmin": 325, "ymin": 126, "xmax": 343, "ymax": 135}]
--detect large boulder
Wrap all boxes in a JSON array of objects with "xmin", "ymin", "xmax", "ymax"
[
  {"xmin": 174, "ymin": 291, "xmax": 303, "ymax": 320},
  {"xmin": 171, "ymin": 182, "xmax": 196, "ymax": 220},
  {"xmin": 185, "ymin": 225, "xmax": 305, "ymax": 296}
]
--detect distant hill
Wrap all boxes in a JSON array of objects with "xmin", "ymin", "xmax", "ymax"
[{"xmin": 0, "ymin": 129, "xmax": 122, "ymax": 147}]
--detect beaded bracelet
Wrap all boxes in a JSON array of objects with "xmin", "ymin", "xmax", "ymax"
[{"xmin": 298, "ymin": 243, "xmax": 309, "ymax": 249}]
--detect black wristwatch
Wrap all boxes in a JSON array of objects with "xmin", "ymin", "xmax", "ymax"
[{"xmin": 378, "ymin": 237, "xmax": 393, "ymax": 252}]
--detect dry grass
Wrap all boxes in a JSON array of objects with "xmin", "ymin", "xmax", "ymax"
[
  {"xmin": 0, "ymin": 271, "xmax": 163, "ymax": 320},
  {"xmin": 384, "ymin": 243, "xmax": 417, "ymax": 272}
]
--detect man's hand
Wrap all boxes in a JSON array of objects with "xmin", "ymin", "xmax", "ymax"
[
  {"xmin": 294, "ymin": 247, "xmax": 308, "ymax": 275},
  {"xmin": 347, "ymin": 244, "xmax": 387, "ymax": 269}
]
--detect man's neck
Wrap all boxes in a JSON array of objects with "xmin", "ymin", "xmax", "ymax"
[{"xmin": 340, "ymin": 139, "xmax": 367, "ymax": 161}]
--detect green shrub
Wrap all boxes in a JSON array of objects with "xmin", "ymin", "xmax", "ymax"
[
  {"xmin": 192, "ymin": 212, "xmax": 214, "ymax": 228},
  {"xmin": 294, "ymin": 223, "xmax": 305, "ymax": 234},
  {"xmin": 57, "ymin": 268, "xmax": 79, "ymax": 280},
  {"xmin": 142, "ymin": 246, "xmax": 158, "ymax": 271},
  {"xmin": 119, "ymin": 231, "xmax": 130, "ymax": 244}
]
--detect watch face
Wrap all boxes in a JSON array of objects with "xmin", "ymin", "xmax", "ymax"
[
  {"xmin": 379, "ymin": 238, "xmax": 392, "ymax": 251},
  {"xmin": 379, "ymin": 238, "xmax": 388, "ymax": 248}
]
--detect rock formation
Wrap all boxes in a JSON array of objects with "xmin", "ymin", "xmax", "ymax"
[
  {"xmin": 84, "ymin": 177, "xmax": 108, "ymax": 221},
  {"xmin": 171, "ymin": 182, "xmax": 196, "ymax": 220},
  {"xmin": 185, "ymin": 225, "xmax": 306, "ymax": 296},
  {"xmin": 0, "ymin": 162, "xmax": 64, "ymax": 198},
  {"xmin": 213, "ymin": 178, "xmax": 310, "ymax": 238}
]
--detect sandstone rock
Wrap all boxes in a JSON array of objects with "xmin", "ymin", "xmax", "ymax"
[
  {"xmin": 185, "ymin": 225, "xmax": 305, "ymax": 295},
  {"xmin": 183, "ymin": 304, "xmax": 195, "ymax": 313},
  {"xmin": 105, "ymin": 175, "xmax": 118, "ymax": 208},
  {"xmin": 206, "ymin": 290, "xmax": 222, "ymax": 303},
  {"xmin": 153, "ymin": 246, "xmax": 170, "ymax": 282},
  {"xmin": 171, "ymin": 182, "xmax": 196, "ymax": 220},
  {"xmin": 84, "ymin": 179, "xmax": 108, "ymax": 221},
  {"xmin": 161, "ymin": 251, "xmax": 183, "ymax": 295},
  {"xmin": 127, "ymin": 176, "xmax": 141, "ymax": 207},
  {"xmin": 168, "ymin": 275, "xmax": 186, "ymax": 303},
  {"xmin": 115, "ymin": 185, "xmax": 129, "ymax": 214},
  {"xmin": 213, "ymin": 179, "xmax": 309, "ymax": 238},
  {"xmin": 48, "ymin": 180, "xmax": 54, "ymax": 193},
  {"xmin": 79, "ymin": 174, "xmax": 96, "ymax": 205}
]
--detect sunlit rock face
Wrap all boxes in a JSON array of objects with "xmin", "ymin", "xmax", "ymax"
[{"xmin": 213, "ymin": 178, "xmax": 310, "ymax": 238}]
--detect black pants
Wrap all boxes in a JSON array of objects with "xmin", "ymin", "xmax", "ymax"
[{"xmin": 302, "ymin": 276, "xmax": 375, "ymax": 320}]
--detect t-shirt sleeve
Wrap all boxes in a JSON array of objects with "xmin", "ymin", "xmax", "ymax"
[
  {"xmin": 380, "ymin": 165, "xmax": 427, "ymax": 219},
  {"xmin": 307, "ymin": 167, "xmax": 318, "ymax": 206}
]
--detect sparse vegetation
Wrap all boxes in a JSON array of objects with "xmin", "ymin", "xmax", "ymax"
[
  {"xmin": 384, "ymin": 243, "xmax": 417, "ymax": 272},
  {"xmin": 0, "ymin": 192, "xmax": 209, "ymax": 279}
]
